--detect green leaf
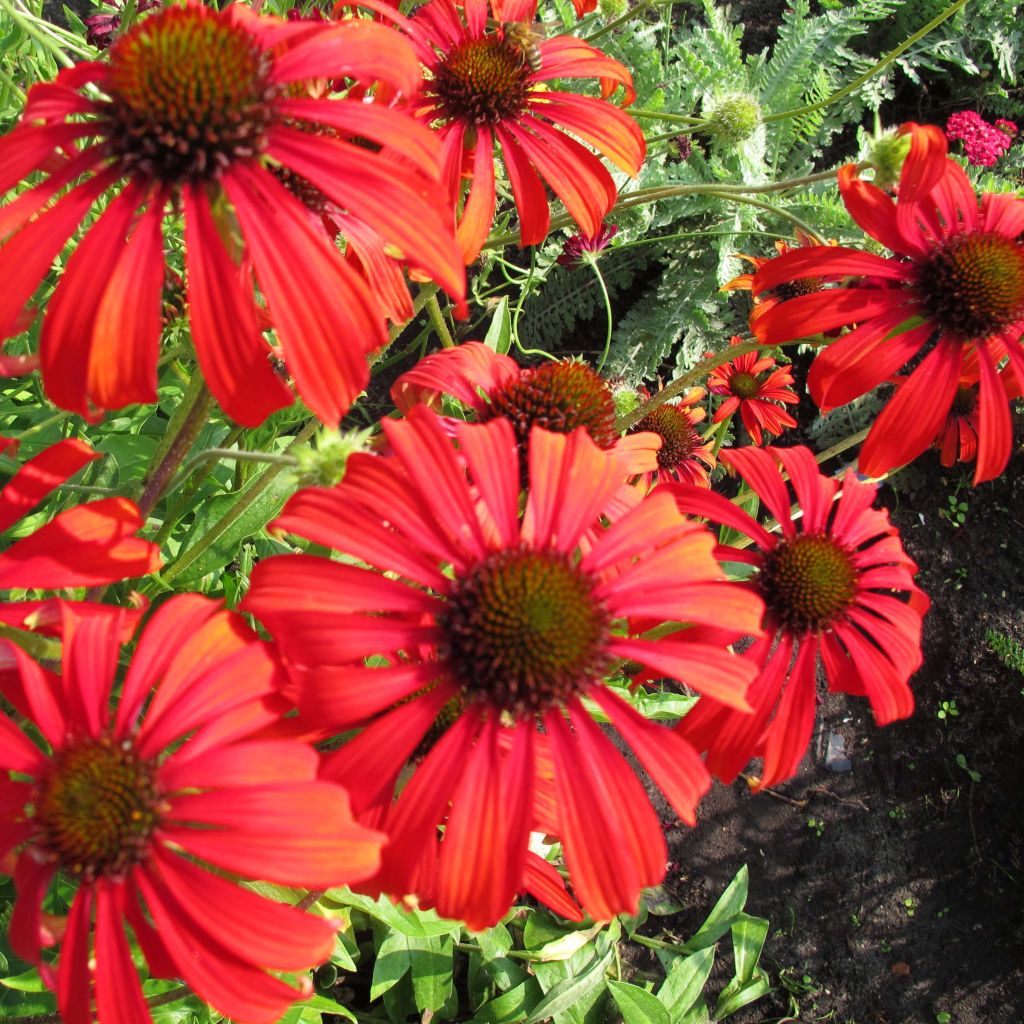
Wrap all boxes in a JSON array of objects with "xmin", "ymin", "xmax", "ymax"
[
  {"xmin": 370, "ymin": 930, "xmax": 413, "ymax": 1002},
  {"xmin": 328, "ymin": 891, "xmax": 460, "ymax": 938},
  {"xmin": 1, "ymin": 967, "xmax": 47, "ymax": 991},
  {"xmin": 172, "ymin": 470, "xmax": 295, "ymax": 584},
  {"xmin": 475, "ymin": 978, "xmax": 545, "ymax": 1024},
  {"xmin": 475, "ymin": 921, "xmax": 513, "ymax": 960},
  {"xmin": 657, "ymin": 947, "xmax": 715, "ymax": 1017},
  {"xmin": 409, "ymin": 936, "xmax": 454, "ymax": 1013},
  {"xmin": 524, "ymin": 947, "xmax": 613, "ymax": 1024},
  {"xmin": 531, "ymin": 920, "xmax": 606, "ymax": 961},
  {"xmin": 484, "ymin": 296, "xmax": 512, "ymax": 354},
  {"xmin": 713, "ymin": 974, "xmax": 771, "ymax": 1018},
  {"xmin": 608, "ymin": 980, "xmax": 671, "ymax": 1024},
  {"xmin": 685, "ymin": 866, "xmax": 749, "ymax": 951},
  {"xmin": 730, "ymin": 913, "xmax": 769, "ymax": 984}
]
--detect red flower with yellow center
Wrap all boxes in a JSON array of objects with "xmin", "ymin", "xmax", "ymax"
[
  {"xmin": 0, "ymin": 2, "xmax": 464, "ymax": 427},
  {"xmin": 0, "ymin": 439, "xmax": 160, "ymax": 636},
  {"xmin": 242, "ymin": 407, "xmax": 764, "ymax": 928},
  {"xmin": 627, "ymin": 387, "xmax": 716, "ymax": 487},
  {"xmin": 0, "ymin": 595, "xmax": 384, "ymax": 1024},
  {"xmin": 707, "ymin": 337, "xmax": 799, "ymax": 445},
  {"xmin": 668, "ymin": 446, "xmax": 928, "ymax": 790},
  {"xmin": 750, "ymin": 123, "xmax": 1024, "ymax": 484},
  {"xmin": 411, "ymin": 0, "xmax": 645, "ymax": 262}
]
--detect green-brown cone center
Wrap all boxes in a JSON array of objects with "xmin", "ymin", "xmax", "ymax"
[
  {"xmin": 759, "ymin": 534, "xmax": 858, "ymax": 633},
  {"xmin": 729, "ymin": 371, "xmax": 761, "ymax": 400},
  {"xmin": 429, "ymin": 36, "xmax": 531, "ymax": 125},
  {"xmin": 106, "ymin": 6, "xmax": 275, "ymax": 184},
  {"xmin": 630, "ymin": 403, "xmax": 700, "ymax": 471},
  {"xmin": 920, "ymin": 232, "xmax": 1024, "ymax": 340},
  {"xmin": 481, "ymin": 362, "xmax": 619, "ymax": 450},
  {"xmin": 440, "ymin": 549, "xmax": 611, "ymax": 714},
  {"xmin": 35, "ymin": 737, "xmax": 162, "ymax": 880}
]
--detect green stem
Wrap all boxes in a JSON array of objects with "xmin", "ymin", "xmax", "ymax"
[
  {"xmin": 629, "ymin": 932, "xmax": 692, "ymax": 955},
  {"xmin": 14, "ymin": 410, "xmax": 72, "ymax": 442},
  {"xmin": 0, "ymin": 0, "xmax": 75, "ymax": 67},
  {"xmin": 157, "ymin": 420, "xmax": 318, "ymax": 587},
  {"xmin": 585, "ymin": 255, "xmax": 614, "ymax": 373},
  {"xmin": 424, "ymin": 292, "xmax": 456, "ymax": 348},
  {"xmin": 585, "ymin": 0, "xmax": 677, "ymax": 44},
  {"xmin": 616, "ymin": 337, "xmax": 818, "ymax": 432},
  {"xmin": 708, "ymin": 416, "xmax": 731, "ymax": 459},
  {"xmin": 134, "ymin": 375, "xmax": 214, "ymax": 522},
  {"xmin": 117, "ymin": 0, "xmax": 138, "ymax": 37},
  {"xmin": 814, "ymin": 426, "xmax": 870, "ymax": 466},
  {"xmin": 0, "ymin": 623, "xmax": 62, "ymax": 662},
  {"xmin": 763, "ymin": 0, "xmax": 970, "ymax": 124},
  {"xmin": 631, "ymin": 109, "xmax": 704, "ymax": 126},
  {"xmin": 173, "ymin": 447, "xmax": 298, "ymax": 483},
  {"xmin": 698, "ymin": 190, "xmax": 825, "ymax": 242},
  {"xmin": 373, "ymin": 284, "xmax": 439, "ymax": 369}
]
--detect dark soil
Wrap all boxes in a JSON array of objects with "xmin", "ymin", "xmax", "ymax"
[{"xmin": 647, "ymin": 447, "xmax": 1024, "ymax": 1023}]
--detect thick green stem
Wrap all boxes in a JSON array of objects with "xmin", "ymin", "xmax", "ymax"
[
  {"xmin": 373, "ymin": 283, "xmax": 440, "ymax": 368},
  {"xmin": 15, "ymin": 410, "xmax": 72, "ymax": 442},
  {"xmin": 425, "ymin": 292, "xmax": 456, "ymax": 349},
  {"xmin": 698, "ymin": 190, "xmax": 825, "ymax": 242},
  {"xmin": 585, "ymin": 0, "xmax": 677, "ymax": 44},
  {"xmin": 616, "ymin": 338, "xmax": 819, "ymax": 432},
  {"xmin": 0, "ymin": 623, "xmax": 62, "ymax": 662},
  {"xmin": 134, "ymin": 375, "xmax": 214, "ymax": 522},
  {"xmin": 631, "ymin": 109, "xmax": 704, "ymax": 126},
  {"xmin": 158, "ymin": 420, "xmax": 318, "ymax": 586},
  {"xmin": 762, "ymin": 0, "xmax": 970, "ymax": 124}
]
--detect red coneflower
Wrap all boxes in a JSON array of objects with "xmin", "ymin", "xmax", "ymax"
[
  {"xmin": 721, "ymin": 229, "xmax": 830, "ymax": 336},
  {"xmin": 750, "ymin": 123, "xmax": 1024, "ymax": 484},
  {"xmin": 930, "ymin": 350, "xmax": 1022, "ymax": 469},
  {"xmin": 627, "ymin": 387, "xmax": 716, "ymax": 487},
  {"xmin": 242, "ymin": 407, "xmax": 764, "ymax": 928},
  {"xmin": 410, "ymin": 0, "xmax": 644, "ymax": 262},
  {"xmin": 668, "ymin": 445, "xmax": 928, "ymax": 790},
  {"xmin": 391, "ymin": 341, "xmax": 659, "ymax": 473},
  {"xmin": 0, "ymin": 595, "xmax": 384, "ymax": 1024},
  {"xmin": 0, "ymin": 1, "xmax": 464, "ymax": 427},
  {"xmin": 0, "ymin": 438, "xmax": 159, "ymax": 593},
  {"xmin": 707, "ymin": 336, "xmax": 799, "ymax": 445}
]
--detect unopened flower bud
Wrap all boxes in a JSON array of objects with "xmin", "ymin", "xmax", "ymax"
[
  {"xmin": 704, "ymin": 93, "xmax": 760, "ymax": 144},
  {"xmin": 290, "ymin": 427, "xmax": 373, "ymax": 489}
]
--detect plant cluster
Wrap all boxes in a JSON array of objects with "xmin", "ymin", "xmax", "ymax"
[{"xmin": 0, "ymin": 0, "xmax": 1020, "ymax": 1021}]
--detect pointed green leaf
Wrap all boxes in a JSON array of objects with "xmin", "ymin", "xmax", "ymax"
[{"xmin": 608, "ymin": 980, "xmax": 672, "ymax": 1024}]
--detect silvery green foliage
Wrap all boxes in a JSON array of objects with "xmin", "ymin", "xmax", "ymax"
[{"xmin": 514, "ymin": 0, "xmax": 911, "ymax": 383}]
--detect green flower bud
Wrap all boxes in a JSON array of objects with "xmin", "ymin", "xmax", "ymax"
[
  {"xmin": 290, "ymin": 427, "xmax": 374, "ymax": 489},
  {"xmin": 866, "ymin": 127, "xmax": 912, "ymax": 191},
  {"xmin": 704, "ymin": 93, "xmax": 761, "ymax": 144}
]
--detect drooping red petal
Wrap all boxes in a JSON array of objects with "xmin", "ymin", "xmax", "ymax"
[
  {"xmin": 858, "ymin": 336, "xmax": 962, "ymax": 477},
  {"xmin": 222, "ymin": 162, "xmax": 384, "ymax": 427},
  {"xmin": 390, "ymin": 341, "xmax": 519, "ymax": 415},
  {"xmin": 55, "ymin": 882, "xmax": 92, "ymax": 1024},
  {"xmin": 758, "ymin": 637, "xmax": 819, "ymax": 789},
  {"xmin": 523, "ymin": 853, "xmax": 584, "ymax": 922},
  {"xmin": 183, "ymin": 183, "xmax": 292, "ymax": 427},
  {"xmin": 972, "ymin": 341, "xmax": 1013, "ymax": 483},
  {"xmin": 94, "ymin": 882, "xmax": 151, "ymax": 1024},
  {"xmin": 163, "ymin": 782, "xmax": 384, "ymax": 888},
  {"xmin": 592, "ymin": 687, "xmax": 711, "ymax": 824},
  {"xmin": 155, "ymin": 847, "xmax": 337, "ymax": 970},
  {"xmin": 495, "ymin": 125, "xmax": 550, "ymax": 246},
  {"xmin": 436, "ymin": 717, "xmax": 533, "ymax": 930},
  {"xmin": 0, "ymin": 438, "xmax": 95, "ymax": 534},
  {"xmin": 0, "ymin": 498, "xmax": 161, "ymax": 590}
]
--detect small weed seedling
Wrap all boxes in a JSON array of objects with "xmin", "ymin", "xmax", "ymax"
[
  {"xmin": 986, "ymin": 629, "xmax": 1024, "ymax": 676},
  {"xmin": 807, "ymin": 817, "xmax": 826, "ymax": 838},
  {"xmin": 936, "ymin": 699, "xmax": 959, "ymax": 722},
  {"xmin": 939, "ymin": 488, "xmax": 969, "ymax": 528},
  {"xmin": 955, "ymin": 753, "xmax": 982, "ymax": 783},
  {"xmin": 903, "ymin": 898, "xmax": 917, "ymax": 918}
]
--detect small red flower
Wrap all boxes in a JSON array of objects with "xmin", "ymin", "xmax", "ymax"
[
  {"xmin": 627, "ymin": 387, "xmax": 716, "ymax": 487},
  {"xmin": 410, "ymin": 0, "xmax": 644, "ymax": 262},
  {"xmin": 0, "ymin": 595, "xmax": 384, "ymax": 1024},
  {"xmin": 242, "ymin": 408, "xmax": 763, "ymax": 928},
  {"xmin": 391, "ymin": 341, "xmax": 660, "ymax": 475},
  {"xmin": 707, "ymin": 336, "xmax": 799, "ymax": 445},
  {"xmin": 0, "ymin": 438, "xmax": 160, "ymax": 598},
  {"xmin": 668, "ymin": 446, "xmax": 928, "ymax": 789},
  {"xmin": 931, "ymin": 350, "xmax": 1022, "ymax": 469},
  {"xmin": 750, "ymin": 123, "xmax": 1024, "ymax": 484},
  {"xmin": 722, "ymin": 230, "xmax": 831, "ymax": 337},
  {"xmin": 557, "ymin": 223, "xmax": 618, "ymax": 269},
  {"xmin": 0, "ymin": 1, "xmax": 463, "ymax": 427},
  {"xmin": 945, "ymin": 110, "xmax": 1012, "ymax": 167}
]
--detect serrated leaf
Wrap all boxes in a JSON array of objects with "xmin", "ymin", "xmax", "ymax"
[
  {"xmin": 608, "ymin": 980, "xmax": 671, "ymax": 1024},
  {"xmin": 524, "ymin": 947, "xmax": 613, "ymax": 1024}
]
